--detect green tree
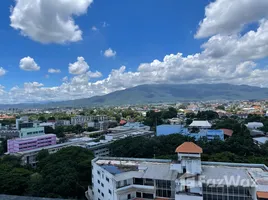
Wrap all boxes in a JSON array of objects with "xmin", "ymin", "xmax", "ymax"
[
  {"xmin": 38, "ymin": 116, "xmax": 46, "ymax": 122},
  {"xmin": 31, "ymin": 147, "xmax": 94, "ymax": 199}
]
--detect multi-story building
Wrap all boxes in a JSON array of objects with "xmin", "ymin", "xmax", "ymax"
[
  {"xmin": 7, "ymin": 134, "xmax": 56, "ymax": 153},
  {"xmin": 19, "ymin": 126, "xmax": 45, "ymax": 138},
  {"xmin": 71, "ymin": 115, "xmax": 109, "ymax": 125},
  {"xmin": 56, "ymin": 120, "xmax": 71, "ymax": 126},
  {"xmin": 14, "ymin": 141, "xmax": 82, "ymax": 167},
  {"xmin": 87, "ymin": 142, "xmax": 268, "ymax": 200}
]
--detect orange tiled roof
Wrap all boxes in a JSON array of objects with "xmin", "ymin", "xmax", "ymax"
[
  {"xmin": 257, "ymin": 191, "xmax": 268, "ymax": 199},
  {"xmin": 175, "ymin": 142, "xmax": 203, "ymax": 154},
  {"xmin": 220, "ymin": 128, "xmax": 234, "ymax": 137}
]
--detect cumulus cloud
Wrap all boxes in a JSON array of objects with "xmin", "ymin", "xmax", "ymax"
[
  {"xmin": 104, "ymin": 48, "xmax": 116, "ymax": 58},
  {"xmin": 19, "ymin": 57, "xmax": 40, "ymax": 71},
  {"xmin": 48, "ymin": 68, "xmax": 61, "ymax": 73},
  {"xmin": 69, "ymin": 57, "xmax": 89, "ymax": 75},
  {"xmin": 196, "ymin": 0, "xmax": 268, "ymax": 38},
  {"xmin": 3, "ymin": 0, "xmax": 268, "ymax": 103},
  {"xmin": 10, "ymin": 0, "xmax": 93, "ymax": 44},
  {"xmin": 0, "ymin": 67, "xmax": 7, "ymax": 77}
]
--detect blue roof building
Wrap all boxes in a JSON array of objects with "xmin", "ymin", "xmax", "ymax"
[
  {"xmin": 156, "ymin": 125, "xmax": 224, "ymax": 141},
  {"xmin": 156, "ymin": 125, "xmax": 188, "ymax": 136}
]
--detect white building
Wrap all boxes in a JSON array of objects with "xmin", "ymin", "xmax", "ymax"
[
  {"xmin": 87, "ymin": 142, "xmax": 268, "ymax": 200},
  {"xmin": 39, "ymin": 122, "xmax": 55, "ymax": 129},
  {"xmin": 246, "ymin": 122, "xmax": 264, "ymax": 130},
  {"xmin": 189, "ymin": 120, "xmax": 212, "ymax": 129}
]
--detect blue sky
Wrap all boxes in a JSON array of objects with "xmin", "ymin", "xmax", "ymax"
[{"xmin": 1, "ymin": 0, "xmax": 268, "ymax": 103}]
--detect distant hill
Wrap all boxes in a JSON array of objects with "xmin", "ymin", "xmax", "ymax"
[{"xmin": 1, "ymin": 83, "xmax": 268, "ymax": 108}]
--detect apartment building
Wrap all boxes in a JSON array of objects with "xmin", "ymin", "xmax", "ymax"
[
  {"xmin": 87, "ymin": 142, "xmax": 268, "ymax": 200},
  {"xmin": 71, "ymin": 115, "xmax": 109, "ymax": 125},
  {"xmin": 7, "ymin": 134, "xmax": 56, "ymax": 153}
]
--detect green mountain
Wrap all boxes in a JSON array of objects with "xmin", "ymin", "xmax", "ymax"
[{"xmin": 2, "ymin": 83, "xmax": 268, "ymax": 108}]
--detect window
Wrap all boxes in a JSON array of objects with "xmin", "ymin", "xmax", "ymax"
[
  {"xmin": 136, "ymin": 192, "xmax": 141, "ymax": 198},
  {"xmin": 101, "ymin": 183, "xmax": 104, "ymax": 187},
  {"xmin": 97, "ymin": 170, "xmax": 100, "ymax": 175},
  {"xmin": 128, "ymin": 194, "xmax": 131, "ymax": 199},
  {"xmin": 106, "ymin": 177, "xmax": 109, "ymax": 182},
  {"xmin": 124, "ymin": 180, "xmax": 127, "ymax": 186},
  {"xmin": 98, "ymin": 189, "xmax": 100, "ymax": 193},
  {"xmin": 98, "ymin": 180, "xmax": 100, "ymax": 184},
  {"xmin": 134, "ymin": 178, "xmax": 143, "ymax": 185},
  {"xmin": 109, "ymin": 189, "xmax": 112, "ymax": 194},
  {"xmin": 143, "ymin": 193, "xmax": 153, "ymax": 199},
  {"xmin": 101, "ymin": 193, "xmax": 104, "ymax": 197}
]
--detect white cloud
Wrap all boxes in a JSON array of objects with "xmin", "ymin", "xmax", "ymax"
[
  {"xmin": 196, "ymin": 0, "xmax": 268, "ymax": 38},
  {"xmin": 10, "ymin": 0, "xmax": 93, "ymax": 44},
  {"xmin": 0, "ymin": 67, "xmax": 7, "ymax": 77},
  {"xmin": 19, "ymin": 56, "xmax": 40, "ymax": 71},
  {"xmin": 48, "ymin": 68, "xmax": 61, "ymax": 73},
  {"xmin": 69, "ymin": 57, "xmax": 89, "ymax": 75},
  {"xmin": 87, "ymin": 71, "xmax": 102, "ymax": 78},
  {"xmin": 45, "ymin": 74, "xmax": 50, "ymax": 79},
  {"xmin": 104, "ymin": 48, "xmax": 116, "ymax": 58},
  {"xmin": 92, "ymin": 26, "xmax": 98, "ymax": 31},
  {"xmin": 3, "ymin": 0, "xmax": 268, "ymax": 103},
  {"xmin": 62, "ymin": 76, "xmax": 68, "ymax": 82}
]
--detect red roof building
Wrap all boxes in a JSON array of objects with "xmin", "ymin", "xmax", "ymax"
[{"xmin": 175, "ymin": 142, "xmax": 203, "ymax": 154}]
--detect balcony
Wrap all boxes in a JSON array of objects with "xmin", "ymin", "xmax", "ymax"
[{"xmin": 116, "ymin": 184, "xmax": 154, "ymax": 193}]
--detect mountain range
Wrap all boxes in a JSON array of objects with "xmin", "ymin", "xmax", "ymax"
[{"xmin": 1, "ymin": 83, "xmax": 268, "ymax": 109}]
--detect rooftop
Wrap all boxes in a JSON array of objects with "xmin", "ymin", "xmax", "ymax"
[
  {"xmin": 175, "ymin": 142, "xmax": 203, "ymax": 154},
  {"xmin": 220, "ymin": 128, "xmax": 233, "ymax": 137},
  {"xmin": 189, "ymin": 120, "xmax": 211, "ymax": 127},
  {"xmin": 257, "ymin": 192, "xmax": 268, "ymax": 199}
]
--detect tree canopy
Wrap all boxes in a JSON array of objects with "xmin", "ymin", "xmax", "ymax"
[{"xmin": 0, "ymin": 147, "xmax": 94, "ymax": 199}]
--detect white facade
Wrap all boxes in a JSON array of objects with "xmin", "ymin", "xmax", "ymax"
[
  {"xmin": 246, "ymin": 122, "xmax": 264, "ymax": 129},
  {"xmin": 87, "ymin": 142, "xmax": 268, "ymax": 200}
]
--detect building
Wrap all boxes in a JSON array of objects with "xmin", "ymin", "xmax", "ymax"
[
  {"xmin": 71, "ymin": 115, "xmax": 109, "ymax": 125},
  {"xmin": 19, "ymin": 126, "xmax": 45, "ymax": 138},
  {"xmin": 156, "ymin": 124, "xmax": 224, "ymax": 141},
  {"xmin": 157, "ymin": 125, "xmax": 188, "ymax": 136},
  {"xmin": 87, "ymin": 142, "xmax": 268, "ymax": 200},
  {"xmin": 246, "ymin": 122, "xmax": 264, "ymax": 130},
  {"xmin": 0, "ymin": 129, "xmax": 19, "ymax": 139},
  {"xmin": 7, "ymin": 134, "xmax": 56, "ymax": 153},
  {"xmin": 14, "ymin": 141, "xmax": 83, "ymax": 167},
  {"xmin": 109, "ymin": 122, "xmax": 150, "ymax": 132},
  {"xmin": 253, "ymin": 137, "xmax": 268, "ymax": 145},
  {"xmin": 189, "ymin": 120, "xmax": 212, "ymax": 129},
  {"xmin": 39, "ymin": 122, "xmax": 55, "ymax": 129},
  {"xmin": 88, "ymin": 121, "xmax": 110, "ymax": 131},
  {"xmin": 168, "ymin": 118, "xmax": 182, "ymax": 125},
  {"xmin": 56, "ymin": 120, "xmax": 71, "ymax": 126},
  {"xmin": 16, "ymin": 116, "xmax": 32, "ymax": 130}
]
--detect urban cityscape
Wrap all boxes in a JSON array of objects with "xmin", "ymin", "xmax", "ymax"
[{"xmin": 1, "ymin": 0, "xmax": 268, "ymax": 200}]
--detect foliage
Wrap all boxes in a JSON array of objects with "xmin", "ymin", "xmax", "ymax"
[
  {"xmin": 0, "ymin": 147, "xmax": 94, "ymax": 199},
  {"xmin": 216, "ymin": 105, "xmax": 225, "ymax": 110},
  {"xmin": 110, "ymin": 118, "xmax": 268, "ymax": 166},
  {"xmin": 143, "ymin": 110, "xmax": 164, "ymax": 128},
  {"xmin": 33, "ymin": 147, "xmax": 94, "ymax": 199},
  {"xmin": 161, "ymin": 107, "xmax": 177, "ymax": 119},
  {"xmin": 186, "ymin": 111, "xmax": 219, "ymax": 120}
]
